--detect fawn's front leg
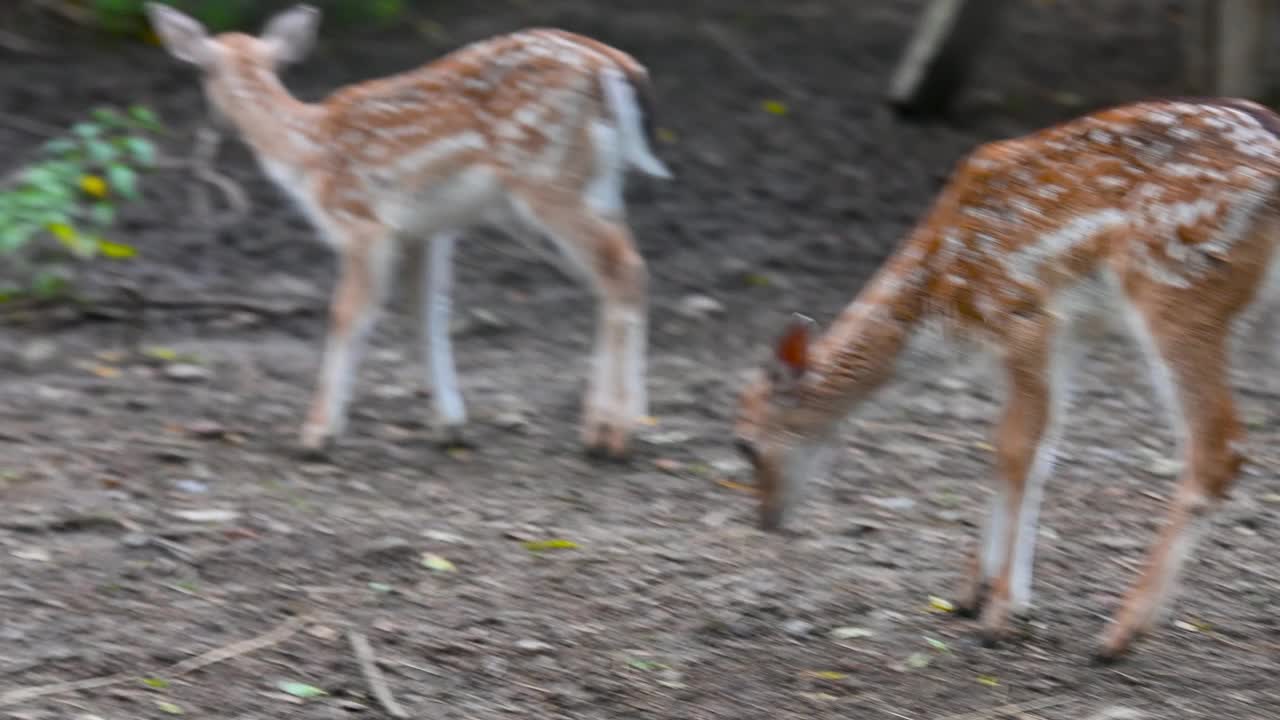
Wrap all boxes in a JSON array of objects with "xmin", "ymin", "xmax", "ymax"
[
  {"xmin": 970, "ymin": 311, "xmax": 1069, "ymax": 644},
  {"xmin": 300, "ymin": 229, "xmax": 395, "ymax": 453}
]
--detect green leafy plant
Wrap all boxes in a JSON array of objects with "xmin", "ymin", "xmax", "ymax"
[
  {"xmin": 0, "ymin": 104, "xmax": 162, "ymax": 300},
  {"xmin": 84, "ymin": 0, "xmax": 407, "ymax": 36}
]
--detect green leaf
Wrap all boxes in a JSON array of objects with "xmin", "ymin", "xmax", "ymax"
[
  {"xmin": 421, "ymin": 553, "xmax": 457, "ymax": 572},
  {"xmin": 22, "ymin": 166, "xmax": 65, "ymax": 193},
  {"xmin": 904, "ymin": 652, "xmax": 932, "ymax": 669},
  {"xmin": 31, "ymin": 268, "xmax": 70, "ymax": 299},
  {"xmin": 96, "ymin": 238, "xmax": 137, "ymax": 259},
  {"xmin": 129, "ymin": 105, "xmax": 162, "ymax": 131},
  {"xmin": 277, "ymin": 681, "xmax": 328, "ymax": 699},
  {"xmin": 141, "ymin": 677, "xmax": 170, "ymax": 689},
  {"xmin": 72, "ymin": 122, "xmax": 102, "ymax": 139},
  {"xmin": 123, "ymin": 136, "xmax": 157, "ymax": 166},
  {"xmin": 86, "ymin": 139, "xmax": 119, "ymax": 165},
  {"xmin": 0, "ymin": 223, "xmax": 38, "ymax": 253},
  {"xmin": 368, "ymin": 581, "xmax": 393, "ymax": 593},
  {"xmin": 522, "ymin": 539, "xmax": 579, "ymax": 552},
  {"xmin": 90, "ymin": 202, "xmax": 116, "ymax": 228},
  {"xmin": 155, "ymin": 700, "xmax": 183, "ymax": 714},
  {"xmin": 106, "ymin": 164, "xmax": 138, "ymax": 200},
  {"xmin": 924, "ymin": 636, "xmax": 949, "ymax": 653},
  {"xmin": 762, "ymin": 99, "xmax": 789, "ymax": 116},
  {"xmin": 91, "ymin": 106, "xmax": 126, "ymax": 127},
  {"xmin": 43, "ymin": 138, "xmax": 77, "ymax": 156}
]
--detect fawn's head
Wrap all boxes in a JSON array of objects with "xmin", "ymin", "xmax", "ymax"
[
  {"xmin": 734, "ymin": 314, "xmax": 834, "ymax": 532},
  {"xmin": 145, "ymin": 3, "xmax": 321, "ymax": 121}
]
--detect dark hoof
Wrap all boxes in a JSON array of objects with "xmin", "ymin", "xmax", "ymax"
[
  {"xmin": 1091, "ymin": 647, "xmax": 1123, "ymax": 666},
  {"xmin": 437, "ymin": 426, "xmax": 472, "ymax": 450},
  {"xmin": 979, "ymin": 629, "xmax": 1004, "ymax": 649},
  {"xmin": 294, "ymin": 441, "xmax": 333, "ymax": 462}
]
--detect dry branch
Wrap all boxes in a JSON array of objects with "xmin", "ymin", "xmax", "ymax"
[
  {"xmin": 0, "ymin": 614, "xmax": 308, "ymax": 707},
  {"xmin": 348, "ymin": 630, "xmax": 408, "ymax": 719}
]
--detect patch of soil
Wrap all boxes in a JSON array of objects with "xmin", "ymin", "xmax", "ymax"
[{"xmin": 3, "ymin": 1, "xmax": 1280, "ymax": 718}]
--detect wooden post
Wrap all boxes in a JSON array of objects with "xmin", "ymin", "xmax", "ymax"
[
  {"xmin": 1184, "ymin": 0, "xmax": 1276, "ymax": 99},
  {"xmin": 887, "ymin": 0, "xmax": 1011, "ymax": 116}
]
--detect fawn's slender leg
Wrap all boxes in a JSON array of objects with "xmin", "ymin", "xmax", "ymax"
[
  {"xmin": 510, "ymin": 190, "xmax": 648, "ymax": 456},
  {"xmin": 975, "ymin": 310, "xmax": 1075, "ymax": 643},
  {"xmin": 300, "ymin": 229, "xmax": 395, "ymax": 452},
  {"xmin": 961, "ymin": 312, "xmax": 1079, "ymax": 622},
  {"xmin": 1097, "ymin": 312, "xmax": 1241, "ymax": 661},
  {"xmin": 414, "ymin": 232, "xmax": 467, "ymax": 440}
]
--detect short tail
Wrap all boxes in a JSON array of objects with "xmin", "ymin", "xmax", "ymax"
[{"xmin": 599, "ymin": 64, "xmax": 672, "ymax": 179}]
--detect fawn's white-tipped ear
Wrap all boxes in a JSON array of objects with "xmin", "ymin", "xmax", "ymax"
[
  {"xmin": 145, "ymin": 2, "xmax": 216, "ymax": 67},
  {"xmin": 772, "ymin": 313, "xmax": 815, "ymax": 381},
  {"xmin": 261, "ymin": 4, "xmax": 321, "ymax": 65}
]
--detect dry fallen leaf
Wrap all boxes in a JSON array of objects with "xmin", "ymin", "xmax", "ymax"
[
  {"xmin": 715, "ymin": 478, "xmax": 758, "ymax": 495},
  {"xmin": 927, "ymin": 596, "xmax": 955, "ymax": 613},
  {"xmin": 421, "ymin": 553, "xmax": 457, "ymax": 572}
]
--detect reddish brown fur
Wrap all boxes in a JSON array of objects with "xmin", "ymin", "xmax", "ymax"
[{"xmin": 736, "ymin": 98, "xmax": 1280, "ymax": 660}]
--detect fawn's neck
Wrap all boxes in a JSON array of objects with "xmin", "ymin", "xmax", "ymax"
[
  {"xmin": 214, "ymin": 60, "xmax": 324, "ymax": 169},
  {"xmin": 794, "ymin": 240, "xmax": 937, "ymax": 435}
]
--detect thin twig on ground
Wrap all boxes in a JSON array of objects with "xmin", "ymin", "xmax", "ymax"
[
  {"xmin": 0, "ymin": 614, "xmax": 308, "ymax": 707},
  {"xmin": 348, "ymin": 630, "xmax": 408, "ymax": 719},
  {"xmin": 0, "ymin": 27, "xmax": 48, "ymax": 55},
  {"xmin": 0, "ymin": 294, "xmax": 317, "ymax": 323},
  {"xmin": 153, "ymin": 124, "xmax": 251, "ymax": 230},
  {"xmin": 698, "ymin": 21, "xmax": 805, "ymax": 104},
  {"xmin": 0, "ymin": 110, "xmax": 60, "ymax": 138}
]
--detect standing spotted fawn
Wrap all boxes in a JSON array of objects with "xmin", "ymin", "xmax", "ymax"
[
  {"xmin": 734, "ymin": 98, "xmax": 1280, "ymax": 660},
  {"xmin": 146, "ymin": 4, "xmax": 670, "ymax": 457}
]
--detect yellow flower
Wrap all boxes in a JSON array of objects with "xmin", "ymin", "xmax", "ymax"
[{"xmin": 79, "ymin": 175, "xmax": 108, "ymax": 198}]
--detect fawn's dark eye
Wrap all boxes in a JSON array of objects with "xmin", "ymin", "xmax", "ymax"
[{"xmin": 735, "ymin": 437, "xmax": 758, "ymax": 465}]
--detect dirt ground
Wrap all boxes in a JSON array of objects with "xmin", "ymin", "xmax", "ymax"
[{"xmin": 4, "ymin": 0, "xmax": 1280, "ymax": 718}]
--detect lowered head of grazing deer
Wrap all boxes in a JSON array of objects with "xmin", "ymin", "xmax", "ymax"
[
  {"xmin": 736, "ymin": 97, "xmax": 1280, "ymax": 660},
  {"xmin": 146, "ymin": 3, "xmax": 670, "ymax": 458}
]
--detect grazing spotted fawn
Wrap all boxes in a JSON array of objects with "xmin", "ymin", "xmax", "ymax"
[
  {"xmin": 146, "ymin": 3, "xmax": 670, "ymax": 457},
  {"xmin": 734, "ymin": 98, "xmax": 1280, "ymax": 660}
]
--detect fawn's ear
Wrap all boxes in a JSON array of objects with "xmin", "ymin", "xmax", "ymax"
[
  {"xmin": 261, "ymin": 4, "xmax": 321, "ymax": 65},
  {"xmin": 771, "ymin": 313, "xmax": 815, "ymax": 383},
  {"xmin": 145, "ymin": 3, "xmax": 216, "ymax": 67}
]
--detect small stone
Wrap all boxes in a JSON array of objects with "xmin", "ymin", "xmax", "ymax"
[
  {"xmin": 492, "ymin": 411, "xmax": 529, "ymax": 432},
  {"xmin": 358, "ymin": 536, "xmax": 414, "ymax": 559},
  {"xmin": 1096, "ymin": 534, "xmax": 1141, "ymax": 551},
  {"xmin": 514, "ymin": 638, "xmax": 553, "ymax": 654},
  {"xmin": 1145, "ymin": 457, "xmax": 1181, "ymax": 478},
  {"xmin": 867, "ymin": 496, "xmax": 916, "ymax": 512},
  {"xmin": 782, "ymin": 619, "xmax": 814, "ymax": 637},
  {"xmin": 164, "ymin": 363, "xmax": 211, "ymax": 383},
  {"xmin": 171, "ymin": 478, "xmax": 208, "ymax": 494},
  {"xmin": 12, "ymin": 546, "xmax": 51, "ymax": 562},
  {"xmin": 169, "ymin": 508, "xmax": 238, "ymax": 523},
  {"xmin": 423, "ymin": 529, "xmax": 465, "ymax": 544},
  {"xmin": 676, "ymin": 294, "xmax": 725, "ymax": 319},
  {"xmin": 20, "ymin": 340, "xmax": 58, "ymax": 370}
]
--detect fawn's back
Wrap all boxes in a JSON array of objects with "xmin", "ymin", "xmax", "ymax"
[
  {"xmin": 223, "ymin": 27, "xmax": 665, "ymax": 238},
  {"xmin": 872, "ymin": 98, "xmax": 1280, "ymax": 340}
]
